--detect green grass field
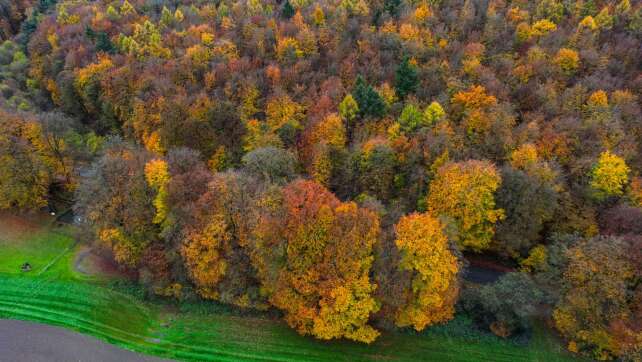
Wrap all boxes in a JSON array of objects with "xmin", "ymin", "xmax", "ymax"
[
  {"xmin": 0, "ymin": 224, "xmax": 76, "ymax": 278},
  {"xmin": 0, "ymin": 216, "xmax": 578, "ymax": 361}
]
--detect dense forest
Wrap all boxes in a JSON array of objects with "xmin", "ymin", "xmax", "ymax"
[{"xmin": 0, "ymin": 0, "xmax": 641, "ymax": 360}]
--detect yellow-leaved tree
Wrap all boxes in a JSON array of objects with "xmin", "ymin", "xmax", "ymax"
[
  {"xmin": 394, "ymin": 213, "xmax": 459, "ymax": 331},
  {"xmin": 427, "ymin": 160, "xmax": 504, "ymax": 251},
  {"xmin": 0, "ymin": 112, "xmax": 51, "ymax": 210},
  {"xmin": 590, "ymin": 151, "xmax": 629, "ymax": 199},
  {"xmin": 554, "ymin": 48, "xmax": 580, "ymax": 75},
  {"xmin": 144, "ymin": 159, "xmax": 170, "ymax": 224},
  {"xmin": 182, "ymin": 214, "xmax": 230, "ymax": 300},
  {"xmin": 553, "ymin": 236, "xmax": 640, "ymax": 360}
]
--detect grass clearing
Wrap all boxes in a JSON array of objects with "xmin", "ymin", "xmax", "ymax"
[
  {"xmin": 0, "ymin": 215, "xmax": 579, "ymax": 361},
  {"xmin": 0, "ymin": 223, "xmax": 78, "ymax": 279}
]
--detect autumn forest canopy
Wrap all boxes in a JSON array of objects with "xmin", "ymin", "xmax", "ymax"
[{"xmin": 0, "ymin": 0, "xmax": 641, "ymax": 359}]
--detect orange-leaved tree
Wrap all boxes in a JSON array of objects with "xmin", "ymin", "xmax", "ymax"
[
  {"xmin": 248, "ymin": 179, "xmax": 381, "ymax": 343},
  {"xmin": 451, "ymin": 85, "xmax": 497, "ymax": 136}
]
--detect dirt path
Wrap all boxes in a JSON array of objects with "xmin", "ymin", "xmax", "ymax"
[
  {"xmin": 73, "ymin": 246, "xmax": 127, "ymax": 278},
  {"xmin": 0, "ymin": 319, "xmax": 172, "ymax": 362},
  {"xmin": 0, "ymin": 211, "xmax": 50, "ymax": 243},
  {"xmin": 73, "ymin": 247, "xmax": 92, "ymax": 275}
]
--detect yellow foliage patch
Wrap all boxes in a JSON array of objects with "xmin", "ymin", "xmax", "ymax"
[
  {"xmin": 427, "ymin": 160, "xmax": 504, "ymax": 251},
  {"xmin": 590, "ymin": 151, "xmax": 629, "ymax": 198},
  {"xmin": 394, "ymin": 213, "xmax": 459, "ymax": 331}
]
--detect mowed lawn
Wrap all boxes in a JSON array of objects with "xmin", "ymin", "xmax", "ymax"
[
  {"xmin": 0, "ymin": 213, "xmax": 78, "ymax": 279},
  {"xmin": 0, "ymin": 214, "xmax": 579, "ymax": 362}
]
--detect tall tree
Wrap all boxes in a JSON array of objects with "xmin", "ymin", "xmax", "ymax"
[
  {"xmin": 394, "ymin": 56, "xmax": 418, "ymax": 100},
  {"xmin": 282, "ymin": 0, "xmax": 295, "ymax": 19},
  {"xmin": 74, "ymin": 139, "xmax": 156, "ymax": 266},
  {"xmin": 590, "ymin": 151, "xmax": 630, "ymax": 199},
  {"xmin": 394, "ymin": 213, "xmax": 459, "ymax": 331},
  {"xmin": 0, "ymin": 111, "xmax": 50, "ymax": 210},
  {"xmin": 462, "ymin": 273, "xmax": 545, "ymax": 337},
  {"xmin": 427, "ymin": 160, "xmax": 504, "ymax": 252},
  {"xmin": 553, "ymin": 236, "xmax": 640, "ymax": 360},
  {"xmin": 357, "ymin": 140, "xmax": 397, "ymax": 202},
  {"xmin": 353, "ymin": 76, "xmax": 386, "ymax": 118},
  {"xmin": 181, "ymin": 171, "xmax": 263, "ymax": 308},
  {"xmin": 495, "ymin": 166, "xmax": 558, "ymax": 257},
  {"xmin": 247, "ymin": 180, "xmax": 381, "ymax": 343}
]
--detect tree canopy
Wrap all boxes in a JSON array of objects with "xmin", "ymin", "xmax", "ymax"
[{"xmin": 0, "ymin": 0, "xmax": 641, "ymax": 355}]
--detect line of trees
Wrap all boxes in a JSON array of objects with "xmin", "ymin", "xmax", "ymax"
[{"xmin": 73, "ymin": 142, "xmax": 463, "ymax": 343}]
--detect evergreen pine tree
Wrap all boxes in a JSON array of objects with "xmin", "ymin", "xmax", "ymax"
[
  {"xmin": 96, "ymin": 32, "xmax": 115, "ymax": 54},
  {"xmin": 353, "ymin": 75, "xmax": 368, "ymax": 109},
  {"xmin": 384, "ymin": 0, "xmax": 402, "ymax": 17},
  {"xmin": 85, "ymin": 26, "xmax": 96, "ymax": 40},
  {"xmin": 394, "ymin": 56, "xmax": 418, "ymax": 100},
  {"xmin": 353, "ymin": 76, "xmax": 386, "ymax": 118},
  {"xmin": 282, "ymin": 0, "xmax": 295, "ymax": 19}
]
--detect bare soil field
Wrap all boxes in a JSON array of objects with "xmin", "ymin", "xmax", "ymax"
[{"xmin": 0, "ymin": 319, "xmax": 171, "ymax": 362}]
